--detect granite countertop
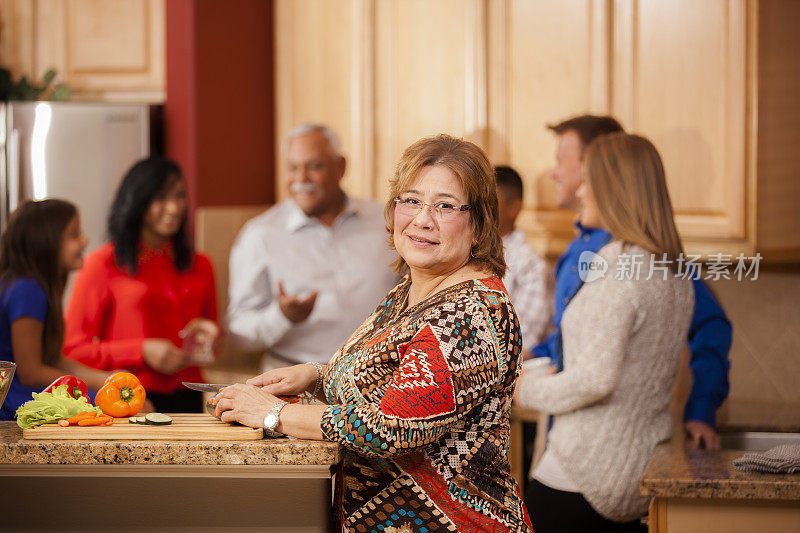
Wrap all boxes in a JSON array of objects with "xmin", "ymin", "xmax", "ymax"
[
  {"xmin": 0, "ymin": 422, "xmax": 340, "ymax": 466},
  {"xmin": 717, "ymin": 398, "xmax": 800, "ymax": 433},
  {"xmin": 641, "ymin": 441, "xmax": 800, "ymax": 500}
]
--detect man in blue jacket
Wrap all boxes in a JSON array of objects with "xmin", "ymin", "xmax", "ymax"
[{"xmin": 533, "ymin": 114, "xmax": 732, "ymax": 449}]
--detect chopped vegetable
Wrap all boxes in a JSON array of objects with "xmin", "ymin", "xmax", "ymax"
[
  {"xmin": 42, "ymin": 375, "xmax": 89, "ymax": 401},
  {"xmin": 78, "ymin": 414, "xmax": 113, "ymax": 426},
  {"xmin": 144, "ymin": 413, "xmax": 172, "ymax": 425},
  {"xmin": 15, "ymin": 385, "xmax": 102, "ymax": 429},
  {"xmin": 66, "ymin": 411, "xmax": 98, "ymax": 424},
  {"xmin": 95, "ymin": 372, "xmax": 146, "ymax": 418}
]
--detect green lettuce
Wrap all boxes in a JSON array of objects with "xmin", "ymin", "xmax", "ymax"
[{"xmin": 15, "ymin": 384, "xmax": 102, "ymax": 429}]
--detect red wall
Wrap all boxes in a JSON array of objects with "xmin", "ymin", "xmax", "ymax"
[{"xmin": 165, "ymin": 0, "xmax": 275, "ymax": 210}]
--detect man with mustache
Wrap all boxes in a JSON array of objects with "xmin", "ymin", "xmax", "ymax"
[{"xmin": 227, "ymin": 124, "xmax": 398, "ymax": 371}]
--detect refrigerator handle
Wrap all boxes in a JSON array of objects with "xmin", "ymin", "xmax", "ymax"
[{"xmin": 7, "ymin": 128, "xmax": 20, "ymax": 215}]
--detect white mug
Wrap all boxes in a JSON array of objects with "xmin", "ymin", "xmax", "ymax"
[{"xmin": 522, "ymin": 357, "xmax": 551, "ymax": 376}]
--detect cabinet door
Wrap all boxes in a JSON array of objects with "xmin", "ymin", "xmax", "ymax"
[
  {"xmin": 275, "ymin": 0, "xmax": 489, "ymax": 205},
  {"xmin": 274, "ymin": 0, "xmax": 372, "ymax": 200},
  {"xmin": 0, "ymin": 0, "xmax": 165, "ymax": 102},
  {"xmin": 488, "ymin": 0, "xmax": 611, "ymax": 257},
  {"xmin": 612, "ymin": 0, "xmax": 749, "ymax": 255},
  {"xmin": 373, "ymin": 0, "xmax": 488, "ymax": 203}
]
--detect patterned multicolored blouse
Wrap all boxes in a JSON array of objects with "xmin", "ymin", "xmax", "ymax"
[{"xmin": 321, "ymin": 275, "xmax": 533, "ymax": 532}]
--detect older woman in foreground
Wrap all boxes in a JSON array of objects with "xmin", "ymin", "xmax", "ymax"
[{"xmin": 213, "ymin": 134, "xmax": 533, "ymax": 532}]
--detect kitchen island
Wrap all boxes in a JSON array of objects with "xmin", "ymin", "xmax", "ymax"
[
  {"xmin": 641, "ymin": 441, "xmax": 800, "ymax": 532},
  {"xmin": 0, "ymin": 421, "xmax": 340, "ymax": 532}
]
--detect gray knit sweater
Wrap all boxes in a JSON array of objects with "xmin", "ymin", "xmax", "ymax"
[{"xmin": 516, "ymin": 241, "xmax": 693, "ymax": 522}]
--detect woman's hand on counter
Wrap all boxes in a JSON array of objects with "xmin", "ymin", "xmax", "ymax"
[
  {"xmin": 212, "ymin": 383, "xmax": 327, "ymax": 440},
  {"xmin": 212, "ymin": 383, "xmax": 278, "ymax": 429},
  {"xmin": 684, "ymin": 420, "xmax": 721, "ymax": 450},
  {"xmin": 246, "ymin": 364, "xmax": 319, "ymax": 396}
]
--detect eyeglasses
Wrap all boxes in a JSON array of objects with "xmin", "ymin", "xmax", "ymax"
[{"xmin": 394, "ymin": 196, "xmax": 471, "ymax": 221}]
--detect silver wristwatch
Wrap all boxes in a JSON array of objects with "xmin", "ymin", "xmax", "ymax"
[{"xmin": 263, "ymin": 400, "xmax": 288, "ymax": 437}]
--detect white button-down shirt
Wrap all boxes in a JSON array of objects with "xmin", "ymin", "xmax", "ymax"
[
  {"xmin": 227, "ymin": 197, "xmax": 399, "ymax": 365},
  {"xmin": 502, "ymin": 228, "xmax": 551, "ymax": 348}
]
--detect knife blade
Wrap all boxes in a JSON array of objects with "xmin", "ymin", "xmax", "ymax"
[
  {"xmin": 183, "ymin": 382, "xmax": 231, "ymax": 393},
  {"xmin": 183, "ymin": 382, "xmax": 303, "ymax": 404}
]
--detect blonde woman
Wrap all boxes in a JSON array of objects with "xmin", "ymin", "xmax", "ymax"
[{"xmin": 515, "ymin": 133, "xmax": 693, "ymax": 532}]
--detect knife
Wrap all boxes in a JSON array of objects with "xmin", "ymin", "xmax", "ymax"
[
  {"xmin": 182, "ymin": 382, "xmax": 302, "ymax": 403},
  {"xmin": 183, "ymin": 382, "xmax": 231, "ymax": 393}
]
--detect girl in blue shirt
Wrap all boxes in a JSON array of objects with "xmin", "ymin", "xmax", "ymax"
[{"xmin": 0, "ymin": 199, "xmax": 110, "ymax": 420}]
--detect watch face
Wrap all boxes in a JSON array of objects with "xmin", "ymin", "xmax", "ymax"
[{"xmin": 264, "ymin": 413, "xmax": 278, "ymax": 429}]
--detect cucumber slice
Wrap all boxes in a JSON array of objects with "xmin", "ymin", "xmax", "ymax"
[
  {"xmin": 144, "ymin": 413, "xmax": 173, "ymax": 425},
  {"xmin": 135, "ymin": 416, "xmax": 147, "ymax": 424},
  {"xmin": 128, "ymin": 416, "xmax": 138, "ymax": 424}
]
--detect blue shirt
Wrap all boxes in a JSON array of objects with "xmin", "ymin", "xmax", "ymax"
[
  {"xmin": 532, "ymin": 223, "xmax": 732, "ymax": 427},
  {"xmin": 0, "ymin": 277, "xmax": 48, "ymax": 421}
]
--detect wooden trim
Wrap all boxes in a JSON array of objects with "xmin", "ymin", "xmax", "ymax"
[
  {"xmin": 486, "ymin": 0, "xmax": 509, "ymax": 163},
  {"xmin": 588, "ymin": 0, "xmax": 611, "ymax": 112},
  {"xmin": 756, "ymin": 248, "xmax": 800, "ymax": 263},
  {"xmin": 611, "ymin": 0, "xmax": 635, "ymax": 128},
  {"xmin": 647, "ymin": 497, "xmax": 668, "ymax": 533},
  {"xmin": 465, "ymin": 0, "xmax": 489, "ymax": 147},
  {"xmin": 680, "ymin": 237, "xmax": 756, "ymax": 260},
  {"xmin": 351, "ymin": 0, "xmax": 376, "ymax": 199},
  {"xmin": 274, "ymin": 0, "xmax": 293, "ymax": 203},
  {"xmin": 725, "ymin": 0, "xmax": 747, "ymax": 239},
  {"xmin": 747, "ymin": 0, "xmax": 759, "ymax": 249}
]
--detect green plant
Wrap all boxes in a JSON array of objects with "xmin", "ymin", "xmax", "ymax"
[{"xmin": 0, "ymin": 67, "xmax": 70, "ymax": 101}]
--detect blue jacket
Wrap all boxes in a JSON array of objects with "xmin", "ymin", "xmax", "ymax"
[{"xmin": 532, "ymin": 223, "xmax": 732, "ymax": 427}]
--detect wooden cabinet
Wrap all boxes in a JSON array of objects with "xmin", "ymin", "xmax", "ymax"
[
  {"xmin": 612, "ymin": 0, "xmax": 748, "ymax": 249},
  {"xmin": 648, "ymin": 497, "xmax": 800, "ymax": 533},
  {"xmin": 0, "ymin": 0, "xmax": 165, "ymax": 102},
  {"xmin": 274, "ymin": 0, "xmax": 800, "ymax": 262}
]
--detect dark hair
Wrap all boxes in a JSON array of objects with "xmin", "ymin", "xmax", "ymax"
[
  {"xmin": 548, "ymin": 115, "xmax": 624, "ymax": 151},
  {"xmin": 108, "ymin": 156, "xmax": 192, "ymax": 274},
  {"xmin": 494, "ymin": 165, "xmax": 524, "ymax": 201},
  {"xmin": 0, "ymin": 199, "xmax": 77, "ymax": 364},
  {"xmin": 385, "ymin": 134, "xmax": 506, "ymax": 278}
]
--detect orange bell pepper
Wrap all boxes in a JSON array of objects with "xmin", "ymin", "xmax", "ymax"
[{"xmin": 95, "ymin": 372, "xmax": 146, "ymax": 418}]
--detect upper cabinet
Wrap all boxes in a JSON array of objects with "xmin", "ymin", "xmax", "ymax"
[
  {"xmin": 612, "ymin": 0, "xmax": 748, "ymax": 254},
  {"xmin": 275, "ymin": 0, "xmax": 800, "ymax": 262},
  {"xmin": 0, "ymin": 0, "xmax": 165, "ymax": 102}
]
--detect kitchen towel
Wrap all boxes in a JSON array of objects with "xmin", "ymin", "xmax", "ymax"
[{"xmin": 732, "ymin": 444, "xmax": 800, "ymax": 474}]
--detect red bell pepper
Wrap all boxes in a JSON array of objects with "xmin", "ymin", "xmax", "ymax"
[{"xmin": 43, "ymin": 375, "xmax": 89, "ymax": 400}]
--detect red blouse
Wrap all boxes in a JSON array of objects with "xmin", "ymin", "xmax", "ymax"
[{"xmin": 64, "ymin": 242, "xmax": 217, "ymax": 393}]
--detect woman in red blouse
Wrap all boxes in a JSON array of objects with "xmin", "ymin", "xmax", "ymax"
[{"xmin": 64, "ymin": 157, "xmax": 219, "ymax": 412}]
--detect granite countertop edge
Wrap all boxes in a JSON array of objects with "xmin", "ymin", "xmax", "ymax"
[
  {"xmin": 640, "ymin": 442, "xmax": 800, "ymax": 501},
  {"xmin": 0, "ymin": 422, "xmax": 341, "ymax": 466}
]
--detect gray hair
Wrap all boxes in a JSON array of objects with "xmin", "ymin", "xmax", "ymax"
[{"xmin": 282, "ymin": 123, "xmax": 344, "ymax": 158}]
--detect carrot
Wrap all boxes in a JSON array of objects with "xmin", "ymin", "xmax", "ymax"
[
  {"xmin": 67, "ymin": 411, "xmax": 98, "ymax": 424},
  {"xmin": 58, "ymin": 420, "xmax": 70, "ymax": 427},
  {"xmin": 78, "ymin": 415, "xmax": 113, "ymax": 426}
]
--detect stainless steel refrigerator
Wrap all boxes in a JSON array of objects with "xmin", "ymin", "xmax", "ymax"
[{"xmin": 0, "ymin": 101, "xmax": 162, "ymax": 254}]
